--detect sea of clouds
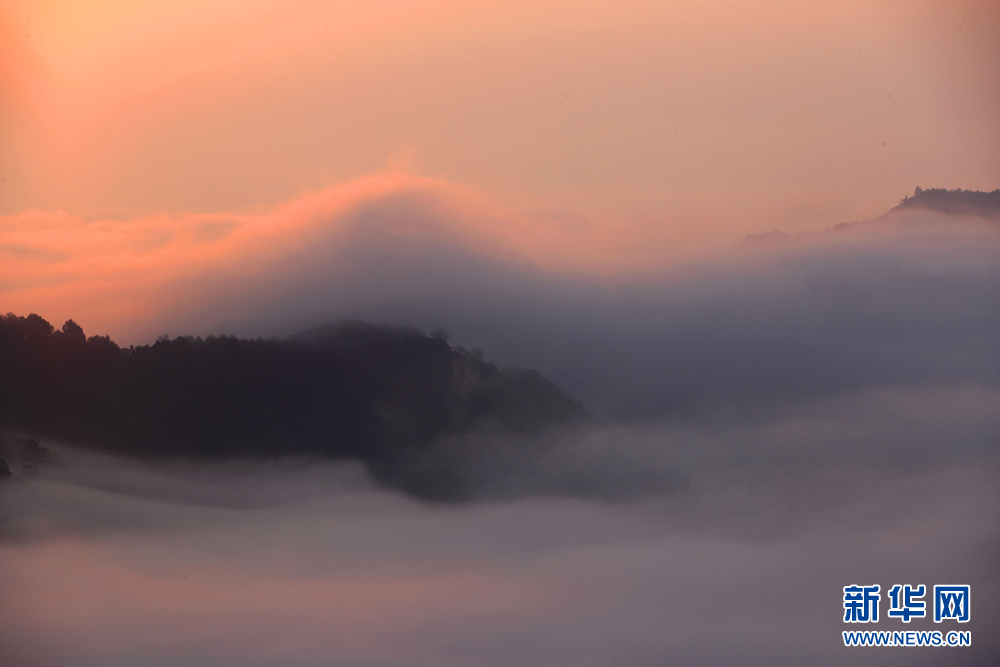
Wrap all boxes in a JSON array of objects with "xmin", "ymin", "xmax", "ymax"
[{"xmin": 1, "ymin": 190, "xmax": 998, "ymax": 665}]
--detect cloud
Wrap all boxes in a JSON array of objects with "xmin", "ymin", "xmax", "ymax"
[
  {"xmin": 434, "ymin": 385, "xmax": 1000, "ymax": 502},
  {"xmin": 2, "ymin": 177, "xmax": 998, "ymax": 664},
  {"xmin": 0, "ymin": 170, "xmax": 647, "ymax": 340},
  {"xmin": 3, "ymin": 175, "xmax": 998, "ymax": 425},
  {"xmin": 1, "ymin": 399, "xmax": 998, "ymax": 666},
  {"xmin": 203, "ymin": 198, "xmax": 999, "ymax": 422}
]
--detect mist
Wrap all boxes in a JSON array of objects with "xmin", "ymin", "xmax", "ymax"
[
  {"xmin": 168, "ymin": 197, "xmax": 999, "ymax": 423},
  {"xmin": 2, "ymin": 393, "xmax": 998, "ymax": 666},
  {"xmin": 2, "ymin": 197, "xmax": 998, "ymax": 664}
]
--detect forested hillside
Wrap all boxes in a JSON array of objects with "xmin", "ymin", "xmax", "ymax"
[{"xmin": 0, "ymin": 314, "xmax": 588, "ymax": 498}]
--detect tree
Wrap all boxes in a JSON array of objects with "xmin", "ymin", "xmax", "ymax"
[{"xmin": 20, "ymin": 438, "xmax": 51, "ymax": 465}]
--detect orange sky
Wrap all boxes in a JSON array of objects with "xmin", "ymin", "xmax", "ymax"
[
  {"xmin": 0, "ymin": 168, "xmax": 682, "ymax": 339},
  {"xmin": 1, "ymin": 0, "xmax": 999, "ymax": 334}
]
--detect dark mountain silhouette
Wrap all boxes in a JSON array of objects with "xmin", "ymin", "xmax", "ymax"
[
  {"xmin": 0, "ymin": 313, "xmax": 588, "ymax": 499},
  {"xmin": 892, "ymin": 186, "xmax": 1000, "ymax": 218},
  {"xmin": 742, "ymin": 187, "xmax": 1000, "ymax": 244}
]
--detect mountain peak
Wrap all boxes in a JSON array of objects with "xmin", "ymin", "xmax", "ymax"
[{"xmin": 893, "ymin": 187, "xmax": 1000, "ymax": 218}]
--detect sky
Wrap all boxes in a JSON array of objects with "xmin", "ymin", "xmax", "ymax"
[
  {"xmin": 2, "ymin": 1, "xmax": 999, "ymax": 229},
  {"xmin": 1, "ymin": 1, "xmax": 999, "ymax": 665},
  {"xmin": 1, "ymin": 0, "xmax": 999, "ymax": 338}
]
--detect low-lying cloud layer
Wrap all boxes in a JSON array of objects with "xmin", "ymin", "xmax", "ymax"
[
  {"xmin": 2, "ymin": 386, "xmax": 998, "ymax": 666},
  {"xmin": 1, "ymin": 182, "xmax": 998, "ymax": 664}
]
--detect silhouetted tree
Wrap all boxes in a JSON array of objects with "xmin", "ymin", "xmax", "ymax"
[{"xmin": 20, "ymin": 438, "xmax": 51, "ymax": 465}]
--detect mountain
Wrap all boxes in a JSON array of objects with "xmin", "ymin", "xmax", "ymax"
[
  {"xmin": 742, "ymin": 187, "xmax": 1000, "ymax": 244},
  {"xmin": 0, "ymin": 314, "xmax": 589, "ymax": 499},
  {"xmin": 891, "ymin": 187, "xmax": 1000, "ymax": 219}
]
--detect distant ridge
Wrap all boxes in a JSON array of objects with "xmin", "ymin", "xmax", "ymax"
[
  {"xmin": 891, "ymin": 187, "xmax": 1000, "ymax": 219},
  {"xmin": 741, "ymin": 187, "xmax": 1000, "ymax": 244}
]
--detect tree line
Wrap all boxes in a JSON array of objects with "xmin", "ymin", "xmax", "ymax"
[{"xmin": 0, "ymin": 314, "xmax": 588, "ymax": 498}]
